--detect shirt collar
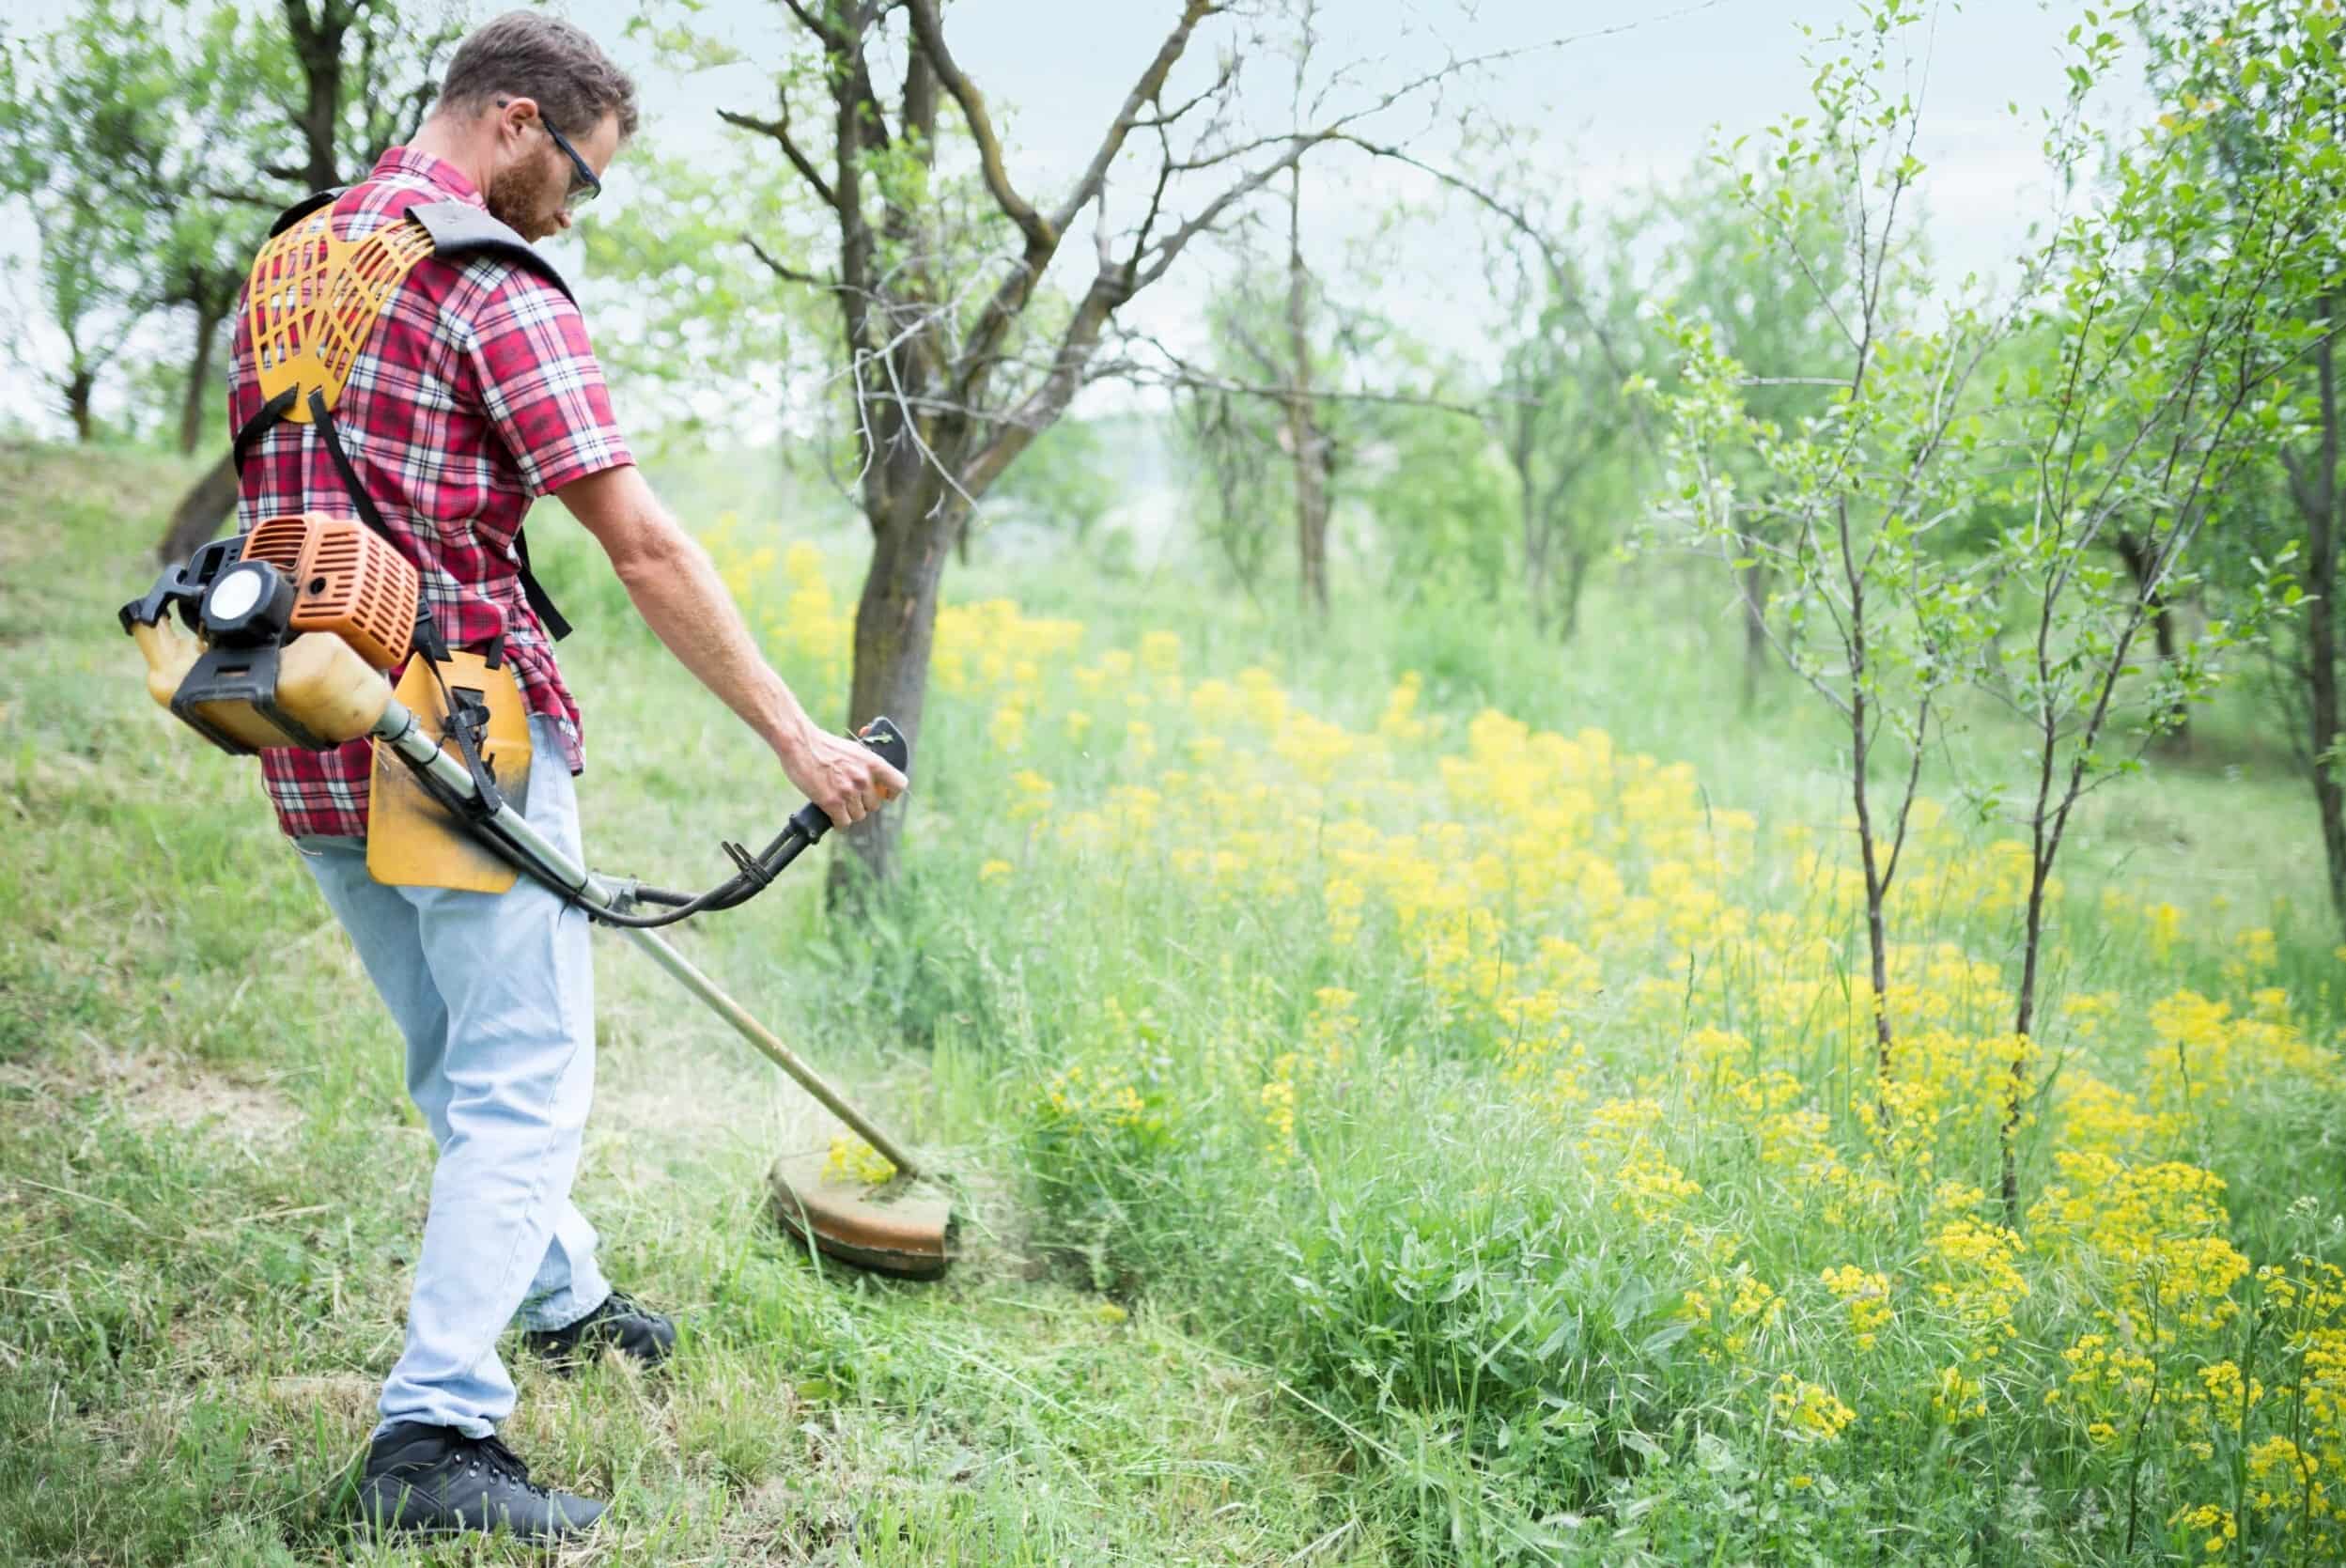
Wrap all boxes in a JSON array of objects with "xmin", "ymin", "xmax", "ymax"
[{"xmin": 370, "ymin": 145, "xmax": 486, "ymax": 208}]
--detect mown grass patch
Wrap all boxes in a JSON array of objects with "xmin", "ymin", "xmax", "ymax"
[{"xmin": 0, "ymin": 445, "xmax": 1383, "ymax": 1565}]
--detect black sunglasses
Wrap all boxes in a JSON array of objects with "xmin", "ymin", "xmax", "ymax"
[
  {"xmin": 502, "ymin": 99, "xmax": 601, "ymax": 208},
  {"xmin": 538, "ymin": 112, "xmax": 601, "ymax": 208}
]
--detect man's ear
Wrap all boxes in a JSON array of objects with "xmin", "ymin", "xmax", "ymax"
[{"xmin": 494, "ymin": 95, "xmax": 539, "ymax": 142}]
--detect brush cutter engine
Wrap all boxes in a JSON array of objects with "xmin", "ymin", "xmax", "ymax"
[{"xmin": 120, "ymin": 516, "xmax": 415, "ymax": 754}]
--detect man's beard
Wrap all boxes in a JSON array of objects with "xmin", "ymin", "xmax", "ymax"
[{"xmin": 486, "ymin": 159, "xmax": 560, "ymax": 241}]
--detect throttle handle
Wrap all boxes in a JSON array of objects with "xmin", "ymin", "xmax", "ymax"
[{"xmin": 791, "ymin": 716, "xmax": 911, "ymax": 844}]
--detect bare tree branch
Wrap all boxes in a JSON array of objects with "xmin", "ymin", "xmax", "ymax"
[
  {"xmin": 1104, "ymin": 331, "xmax": 1488, "ymax": 417},
  {"xmin": 719, "ymin": 104, "xmax": 838, "ymax": 210},
  {"xmin": 1332, "ymin": 132, "xmax": 1652, "ymax": 455},
  {"xmin": 1132, "ymin": 55, "xmax": 1239, "ymax": 130},
  {"xmin": 741, "ymin": 232, "xmax": 838, "ymax": 291},
  {"xmin": 902, "ymin": 0, "xmax": 1053, "ymax": 252},
  {"xmin": 779, "ymin": 0, "xmax": 852, "ymax": 54},
  {"xmin": 1048, "ymin": 0, "xmax": 1220, "ymax": 237},
  {"xmin": 939, "ymin": 0, "xmax": 1217, "ymax": 419},
  {"xmin": 1132, "ymin": 132, "xmax": 1332, "ymax": 288}
]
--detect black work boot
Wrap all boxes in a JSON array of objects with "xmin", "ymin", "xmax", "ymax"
[
  {"xmin": 354, "ymin": 1421, "xmax": 605, "ymax": 1541},
  {"xmin": 520, "ymin": 1289, "xmax": 676, "ymax": 1371}
]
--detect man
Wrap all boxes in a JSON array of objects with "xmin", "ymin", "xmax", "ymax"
[{"xmin": 226, "ymin": 12, "xmax": 904, "ymax": 1542}]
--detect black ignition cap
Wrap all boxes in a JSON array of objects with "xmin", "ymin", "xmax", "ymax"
[{"xmin": 199, "ymin": 559, "xmax": 297, "ymax": 648}]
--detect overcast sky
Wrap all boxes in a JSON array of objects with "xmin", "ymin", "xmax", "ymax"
[{"xmin": 2, "ymin": 0, "xmax": 2146, "ymax": 438}]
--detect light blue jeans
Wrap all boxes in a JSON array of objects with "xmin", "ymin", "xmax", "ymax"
[{"xmin": 295, "ymin": 717, "xmax": 609, "ymax": 1439}]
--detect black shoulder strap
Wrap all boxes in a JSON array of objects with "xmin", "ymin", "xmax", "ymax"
[
  {"xmin": 269, "ymin": 187, "xmax": 344, "ymax": 237},
  {"xmin": 406, "ymin": 200, "xmax": 576, "ymax": 640},
  {"xmin": 231, "ymin": 387, "xmax": 298, "ymax": 475},
  {"xmin": 406, "ymin": 199, "xmax": 576, "ymax": 304},
  {"xmin": 238, "ymin": 387, "xmax": 572, "ymax": 646},
  {"xmin": 512, "ymin": 528, "xmax": 572, "ymax": 641},
  {"xmin": 305, "ymin": 389, "xmax": 447, "ymax": 662}
]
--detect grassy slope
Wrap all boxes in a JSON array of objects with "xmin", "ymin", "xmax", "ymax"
[
  {"xmin": 3, "ymin": 436, "xmax": 2338, "ymax": 1566},
  {"xmin": 0, "ymin": 442, "xmax": 1382, "ymax": 1567}
]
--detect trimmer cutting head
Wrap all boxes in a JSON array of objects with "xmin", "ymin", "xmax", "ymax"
[{"xmin": 768, "ymin": 1150, "xmax": 954, "ymax": 1280}]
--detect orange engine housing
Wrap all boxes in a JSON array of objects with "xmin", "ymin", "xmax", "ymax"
[{"xmin": 241, "ymin": 513, "xmax": 418, "ymax": 670}]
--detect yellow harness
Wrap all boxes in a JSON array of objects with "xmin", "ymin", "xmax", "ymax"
[
  {"xmin": 230, "ymin": 189, "xmax": 577, "ymax": 644},
  {"xmin": 246, "ymin": 203, "xmax": 438, "ymax": 423}
]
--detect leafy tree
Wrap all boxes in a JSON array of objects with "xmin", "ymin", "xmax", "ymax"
[
  {"xmin": 269, "ymin": 0, "xmax": 460, "ymax": 194},
  {"xmin": 3, "ymin": 0, "xmax": 454, "ymax": 471},
  {"xmin": 1163, "ymin": 242, "xmax": 1490, "ymax": 609},
  {"xmin": 137, "ymin": 0, "xmax": 460, "ymax": 559},
  {"xmin": 14, "ymin": 196, "xmax": 152, "ymax": 441},
  {"xmin": 1977, "ymin": 0, "xmax": 2325, "ymax": 1213},
  {"xmin": 1275, "ymin": 162, "xmax": 1336, "ymax": 616},
  {"xmin": 578, "ymin": 139, "xmax": 834, "ymax": 447},
  {"xmin": 1652, "ymin": 4, "xmax": 1985, "ymax": 1110},
  {"xmin": 122, "ymin": 3, "xmax": 307, "ymax": 457},
  {"xmin": 1332, "ymin": 132, "xmax": 1663, "ymax": 641},
  {"xmin": 1141, "ymin": 2, "xmax": 1426, "ymax": 615},
  {"xmin": 2142, "ymin": 0, "xmax": 2346, "ymax": 937},
  {"xmin": 697, "ymin": 0, "xmax": 1510, "ymax": 883},
  {"xmin": 1176, "ymin": 342, "xmax": 1289, "ymax": 602},
  {"xmin": 1165, "ymin": 235, "xmax": 1386, "ymax": 605},
  {"xmin": 1366, "ymin": 394, "xmax": 1515, "ymax": 607},
  {"xmin": 0, "ymin": 4, "xmax": 167, "ymax": 441},
  {"xmin": 1658, "ymin": 0, "xmax": 2329, "ymax": 1220},
  {"xmin": 1489, "ymin": 213, "xmax": 1654, "ymax": 643}
]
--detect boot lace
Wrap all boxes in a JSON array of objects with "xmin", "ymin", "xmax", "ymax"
[{"xmin": 463, "ymin": 1433, "xmax": 550, "ymax": 1498}]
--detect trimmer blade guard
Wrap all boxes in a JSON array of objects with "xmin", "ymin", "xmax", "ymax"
[{"xmin": 768, "ymin": 1150, "xmax": 953, "ymax": 1280}]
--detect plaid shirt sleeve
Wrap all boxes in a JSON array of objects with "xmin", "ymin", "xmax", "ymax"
[{"xmin": 459, "ymin": 269, "xmax": 634, "ymax": 496}]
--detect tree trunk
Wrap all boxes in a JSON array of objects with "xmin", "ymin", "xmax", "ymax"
[
  {"xmin": 1282, "ymin": 167, "xmax": 1329, "ymax": 616},
  {"xmin": 1737, "ymin": 559, "xmax": 1771, "ymax": 711},
  {"xmin": 1840, "ymin": 543, "xmax": 1896, "ymax": 1122},
  {"xmin": 832, "ymin": 505, "xmax": 955, "ymax": 897},
  {"xmin": 2000, "ymin": 852, "xmax": 2053, "ymax": 1221},
  {"xmin": 2304, "ymin": 331, "xmax": 2346, "ymax": 938},
  {"xmin": 1512, "ymin": 405, "xmax": 1549, "ymax": 634},
  {"xmin": 285, "ymin": 0, "xmax": 350, "ymax": 191},
  {"xmin": 2313, "ymin": 598, "xmax": 2345, "ymax": 939},
  {"xmin": 1289, "ymin": 406, "xmax": 1329, "ymax": 614},
  {"xmin": 2114, "ymin": 529, "xmax": 2189, "ymax": 743},
  {"xmin": 179, "ymin": 300, "xmax": 227, "ymax": 456},
  {"xmin": 1555, "ymin": 548, "xmax": 1592, "ymax": 644},
  {"xmin": 157, "ymin": 453, "xmax": 240, "ymax": 564},
  {"xmin": 1851, "ymin": 693, "xmax": 1895, "ymax": 1103},
  {"xmin": 66, "ymin": 369, "xmax": 95, "ymax": 442}
]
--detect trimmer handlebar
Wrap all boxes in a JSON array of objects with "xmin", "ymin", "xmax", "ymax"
[
  {"xmin": 373, "ymin": 706, "xmax": 912, "ymax": 928},
  {"xmin": 789, "ymin": 717, "xmax": 912, "ymax": 845}
]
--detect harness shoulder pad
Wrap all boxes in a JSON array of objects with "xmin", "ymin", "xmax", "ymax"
[
  {"xmin": 407, "ymin": 200, "xmax": 576, "ymax": 305},
  {"xmin": 268, "ymin": 188, "xmax": 345, "ymax": 238}
]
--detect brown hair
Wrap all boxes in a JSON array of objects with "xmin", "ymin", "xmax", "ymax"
[{"xmin": 437, "ymin": 11, "xmax": 639, "ymax": 141}]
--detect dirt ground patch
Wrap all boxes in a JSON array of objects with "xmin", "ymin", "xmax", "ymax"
[{"xmin": 0, "ymin": 1042, "xmax": 302, "ymax": 1146}]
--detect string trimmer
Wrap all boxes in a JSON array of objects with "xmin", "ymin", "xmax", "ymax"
[{"xmin": 119, "ymin": 513, "xmax": 954, "ymax": 1279}]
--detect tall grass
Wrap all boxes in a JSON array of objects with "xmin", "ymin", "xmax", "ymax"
[{"xmin": 723, "ymin": 521, "xmax": 2346, "ymax": 1564}]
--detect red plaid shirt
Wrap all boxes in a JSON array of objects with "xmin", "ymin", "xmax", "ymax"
[{"xmin": 231, "ymin": 146, "xmax": 632, "ymax": 838}]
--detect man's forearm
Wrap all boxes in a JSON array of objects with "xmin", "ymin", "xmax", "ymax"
[
  {"xmin": 599, "ymin": 505, "xmax": 819, "ymax": 765},
  {"xmin": 558, "ymin": 464, "xmax": 904, "ymax": 826}
]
